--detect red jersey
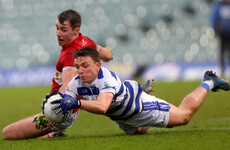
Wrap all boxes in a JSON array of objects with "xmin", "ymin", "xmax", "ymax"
[{"xmin": 51, "ymin": 33, "xmax": 97, "ymax": 93}]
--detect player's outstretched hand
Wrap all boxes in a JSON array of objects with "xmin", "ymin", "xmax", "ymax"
[
  {"xmin": 51, "ymin": 92, "xmax": 81, "ymax": 115},
  {"xmin": 106, "ymin": 47, "xmax": 113, "ymax": 60},
  {"xmin": 41, "ymin": 89, "xmax": 58, "ymax": 113},
  {"xmin": 33, "ymin": 114, "xmax": 49, "ymax": 129}
]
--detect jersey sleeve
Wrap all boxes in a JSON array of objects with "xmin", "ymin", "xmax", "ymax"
[{"xmin": 99, "ymin": 77, "xmax": 118, "ymax": 95}]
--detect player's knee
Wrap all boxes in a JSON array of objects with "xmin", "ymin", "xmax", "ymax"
[
  {"xmin": 2, "ymin": 126, "xmax": 11, "ymax": 140},
  {"xmin": 181, "ymin": 117, "xmax": 191, "ymax": 125},
  {"xmin": 2, "ymin": 125, "xmax": 20, "ymax": 140},
  {"xmin": 181, "ymin": 112, "xmax": 192, "ymax": 125},
  {"xmin": 135, "ymin": 127, "xmax": 150, "ymax": 135}
]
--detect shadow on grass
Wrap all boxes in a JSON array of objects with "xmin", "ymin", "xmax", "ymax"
[
  {"xmin": 147, "ymin": 127, "xmax": 230, "ymax": 136},
  {"xmin": 2, "ymin": 127, "xmax": 229, "ymax": 142},
  {"xmin": 45, "ymin": 133, "xmax": 127, "ymax": 141},
  {"xmin": 36, "ymin": 127, "xmax": 230, "ymax": 142}
]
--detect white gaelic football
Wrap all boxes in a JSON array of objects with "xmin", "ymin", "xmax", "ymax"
[{"xmin": 44, "ymin": 94, "xmax": 72, "ymax": 123}]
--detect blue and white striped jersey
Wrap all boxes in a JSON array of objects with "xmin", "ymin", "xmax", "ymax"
[{"xmin": 65, "ymin": 67, "xmax": 143, "ymax": 120}]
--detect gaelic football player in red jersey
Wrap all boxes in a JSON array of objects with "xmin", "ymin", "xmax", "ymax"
[
  {"xmin": 2, "ymin": 9, "xmax": 113, "ymax": 140},
  {"xmin": 2, "ymin": 9, "xmax": 153, "ymax": 140},
  {"xmin": 53, "ymin": 9, "xmax": 112, "ymax": 94}
]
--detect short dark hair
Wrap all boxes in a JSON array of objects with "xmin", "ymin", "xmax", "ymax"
[
  {"xmin": 75, "ymin": 47, "xmax": 101, "ymax": 62},
  {"xmin": 58, "ymin": 9, "xmax": 81, "ymax": 29}
]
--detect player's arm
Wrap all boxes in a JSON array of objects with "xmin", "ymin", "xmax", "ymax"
[
  {"xmin": 58, "ymin": 68, "xmax": 78, "ymax": 93},
  {"xmin": 97, "ymin": 45, "xmax": 113, "ymax": 62},
  {"xmin": 51, "ymin": 92, "xmax": 114, "ymax": 115},
  {"xmin": 80, "ymin": 92, "xmax": 114, "ymax": 114}
]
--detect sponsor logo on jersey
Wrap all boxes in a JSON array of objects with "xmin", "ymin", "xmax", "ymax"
[{"xmin": 104, "ymin": 81, "xmax": 109, "ymax": 87}]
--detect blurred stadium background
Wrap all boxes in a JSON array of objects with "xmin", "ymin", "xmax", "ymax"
[{"xmin": 0, "ymin": 0, "xmax": 228, "ymax": 87}]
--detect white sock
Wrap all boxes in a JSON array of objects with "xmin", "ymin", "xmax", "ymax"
[
  {"xmin": 203, "ymin": 80, "xmax": 214, "ymax": 89},
  {"xmin": 199, "ymin": 80, "xmax": 214, "ymax": 92}
]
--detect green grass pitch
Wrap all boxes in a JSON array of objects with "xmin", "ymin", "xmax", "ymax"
[{"xmin": 0, "ymin": 81, "xmax": 230, "ymax": 150}]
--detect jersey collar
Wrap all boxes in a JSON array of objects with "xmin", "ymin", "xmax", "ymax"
[
  {"xmin": 62, "ymin": 33, "xmax": 83, "ymax": 49},
  {"xmin": 98, "ymin": 68, "xmax": 104, "ymax": 79}
]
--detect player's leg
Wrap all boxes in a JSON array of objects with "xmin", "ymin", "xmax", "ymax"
[
  {"xmin": 228, "ymin": 40, "xmax": 230, "ymax": 74},
  {"xmin": 37, "ymin": 130, "xmax": 66, "ymax": 139},
  {"xmin": 2, "ymin": 115, "xmax": 50, "ymax": 140},
  {"xmin": 220, "ymin": 37, "xmax": 225, "ymax": 77},
  {"xmin": 40, "ymin": 110, "xmax": 79, "ymax": 138},
  {"xmin": 167, "ymin": 87, "xmax": 208, "ymax": 127},
  {"xmin": 135, "ymin": 126, "xmax": 150, "ymax": 135},
  {"xmin": 167, "ymin": 71, "xmax": 230, "ymax": 127}
]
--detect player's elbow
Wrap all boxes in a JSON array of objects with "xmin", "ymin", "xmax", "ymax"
[
  {"xmin": 98, "ymin": 107, "xmax": 108, "ymax": 114},
  {"xmin": 96, "ymin": 105, "xmax": 109, "ymax": 114}
]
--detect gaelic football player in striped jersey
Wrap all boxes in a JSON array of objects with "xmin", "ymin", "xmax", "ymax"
[{"xmin": 50, "ymin": 47, "xmax": 230, "ymax": 135}]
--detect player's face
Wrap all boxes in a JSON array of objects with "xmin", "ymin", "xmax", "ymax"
[
  {"xmin": 74, "ymin": 56, "xmax": 101, "ymax": 83},
  {"xmin": 56, "ymin": 19, "xmax": 80, "ymax": 46}
]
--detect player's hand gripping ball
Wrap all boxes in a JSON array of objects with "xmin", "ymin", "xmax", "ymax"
[
  {"xmin": 51, "ymin": 92, "xmax": 81, "ymax": 115},
  {"xmin": 43, "ymin": 93, "xmax": 72, "ymax": 123},
  {"xmin": 33, "ymin": 114, "xmax": 49, "ymax": 129}
]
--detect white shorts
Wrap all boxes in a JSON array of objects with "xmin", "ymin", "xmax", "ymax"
[
  {"xmin": 114, "ymin": 92, "xmax": 170, "ymax": 135},
  {"xmin": 48, "ymin": 110, "xmax": 80, "ymax": 132}
]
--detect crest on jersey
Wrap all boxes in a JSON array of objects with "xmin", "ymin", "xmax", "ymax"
[
  {"xmin": 104, "ymin": 81, "xmax": 109, "ymax": 87},
  {"xmin": 81, "ymin": 39, "xmax": 87, "ymax": 47}
]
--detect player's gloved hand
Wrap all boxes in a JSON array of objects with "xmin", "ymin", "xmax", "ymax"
[
  {"xmin": 106, "ymin": 47, "xmax": 113, "ymax": 60},
  {"xmin": 32, "ymin": 114, "xmax": 49, "ymax": 129},
  {"xmin": 51, "ymin": 92, "xmax": 81, "ymax": 115},
  {"xmin": 41, "ymin": 89, "xmax": 58, "ymax": 113}
]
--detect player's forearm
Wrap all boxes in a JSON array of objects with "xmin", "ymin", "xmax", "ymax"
[
  {"xmin": 97, "ymin": 45, "xmax": 113, "ymax": 62},
  {"xmin": 60, "ymin": 69, "xmax": 78, "ymax": 93},
  {"xmin": 80, "ymin": 100, "xmax": 108, "ymax": 114},
  {"xmin": 59, "ymin": 84, "xmax": 68, "ymax": 93}
]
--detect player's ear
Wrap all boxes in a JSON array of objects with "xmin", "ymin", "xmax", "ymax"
[
  {"xmin": 73, "ymin": 27, "xmax": 80, "ymax": 36},
  {"xmin": 96, "ymin": 62, "xmax": 101, "ymax": 70}
]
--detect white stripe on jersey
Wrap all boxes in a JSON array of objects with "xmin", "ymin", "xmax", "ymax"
[{"xmin": 66, "ymin": 67, "xmax": 143, "ymax": 120}]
